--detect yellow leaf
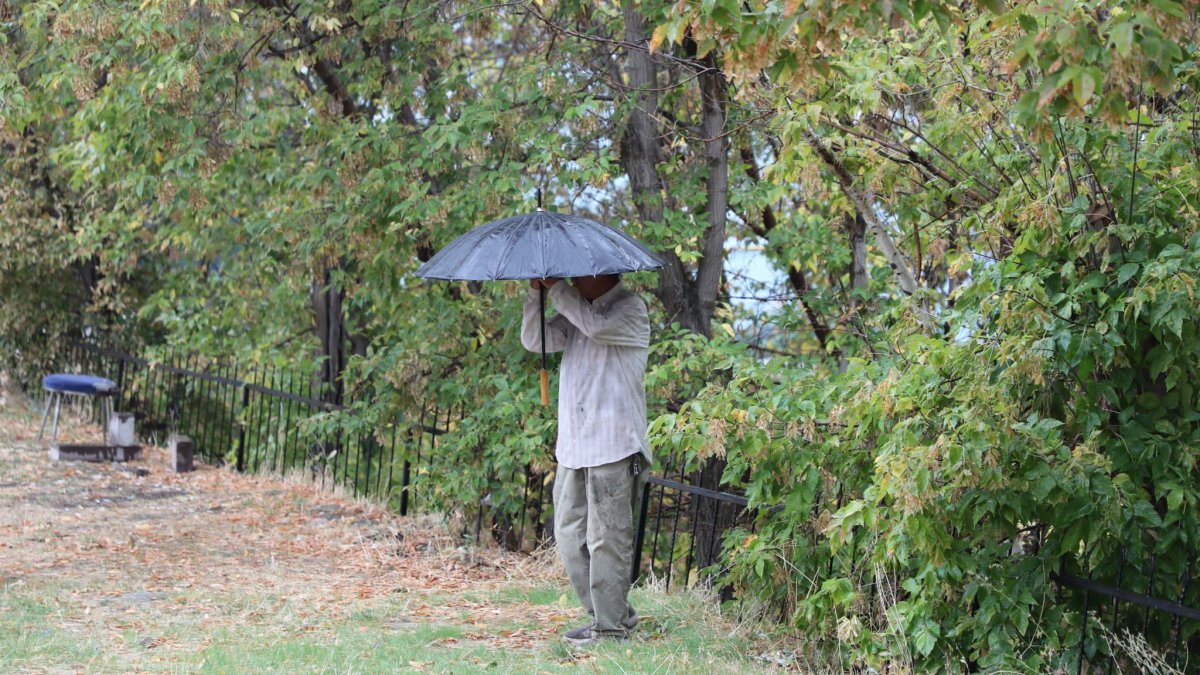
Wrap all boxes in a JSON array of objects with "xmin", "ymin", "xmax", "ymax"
[
  {"xmin": 649, "ymin": 24, "xmax": 670, "ymax": 53},
  {"xmin": 721, "ymin": 323, "xmax": 735, "ymax": 338}
]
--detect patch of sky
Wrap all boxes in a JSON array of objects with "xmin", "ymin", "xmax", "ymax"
[{"xmin": 725, "ymin": 235, "xmax": 788, "ymax": 345}]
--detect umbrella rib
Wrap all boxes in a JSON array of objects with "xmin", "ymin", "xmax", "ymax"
[
  {"xmin": 538, "ymin": 211, "xmax": 548, "ymax": 280},
  {"xmin": 453, "ymin": 228, "xmax": 494, "ymax": 280},
  {"xmin": 607, "ymin": 226, "xmax": 638, "ymax": 272},
  {"xmin": 568, "ymin": 213, "xmax": 601, "ymax": 276},
  {"xmin": 489, "ymin": 215, "xmax": 528, "ymax": 280}
]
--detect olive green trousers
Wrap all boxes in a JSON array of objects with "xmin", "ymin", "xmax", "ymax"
[{"xmin": 553, "ymin": 453, "xmax": 647, "ymax": 634}]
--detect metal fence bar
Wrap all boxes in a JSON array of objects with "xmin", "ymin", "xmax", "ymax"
[
  {"xmin": 255, "ymin": 367, "xmax": 272, "ymax": 473},
  {"xmin": 1170, "ymin": 560, "xmax": 1192, "ymax": 669},
  {"xmin": 382, "ymin": 424, "xmax": 398, "ymax": 501},
  {"xmin": 198, "ymin": 359, "xmax": 218, "ymax": 461},
  {"xmin": 632, "ymin": 479, "xmax": 652, "ymax": 583},
  {"xmin": 245, "ymin": 367, "xmax": 260, "ymax": 471},
  {"xmin": 1054, "ymin": 573, "xmax": 1200, "ymax": 621},
  {"xmin": 280, "ymin": 378, "xmax": 298, "ymax": 474},
  {"xmin": 645, "ymin": 476, "xmax": 749, "ymax": 506},
  {"xmin": 224, "ymin": 362, "xmax": 242, "ymax": 466},
  {"xmin": 236, "ymin": 378, "xmax": 249, "ymax": 473}
]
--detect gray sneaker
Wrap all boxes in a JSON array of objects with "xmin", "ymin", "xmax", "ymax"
[
  {"xmin": 563, "ymin": 624, "xmax": 628, "ymax": 647},
  {"xmin": 583, "ymin": 610, "xmax": 639, "ymax": 630}
]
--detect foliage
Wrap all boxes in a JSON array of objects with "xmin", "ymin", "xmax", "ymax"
[
  {"xmin": 651, "ymin": 3, "xmax": 1200, "ymax": 668},
  {"xmin": 4, "ymin": 0, "xmax": 1200, "ymax": 669}
]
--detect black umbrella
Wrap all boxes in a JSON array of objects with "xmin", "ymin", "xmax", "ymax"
[{"xmin": 416, "ymin": 207, "xmax": 662, "ymax": 405}]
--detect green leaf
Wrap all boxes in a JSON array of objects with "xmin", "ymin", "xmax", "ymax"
[
  {"xmin": 821, "ymin": 578, "xmax": 857, "ymax": 606},
  {"xmin": 1111, "ymin": 21, "xmax": 1134, "ymax": 57},
  {"xmin": 1147, "ymin": 345, "xmax": 1173, "ymax": 378},
  {"xmin": 1117, "ymin": 262, "xmax": 1139, "ymax": 284},
  {"xmin": 1149, "ymin": 0, "xmax": 1187, "ymax": 19},
  {"xmin": 1034, "ymin": 473, "xmax": 1056, "ymax": 499},
  {"xmin": 913, "ymin": 619, "xmax": 940, "ymax": 657},
  {"xmin": 1160, "ymin": 243, "xmax": 1186, "ymax": 259},
  {"xmin": 1166, "ymin": 489, "xmax": 1184, "ymax": 513},
  {"xmin": 903, "ymin": 577, "xmax": 922, "ymax": 595},
  {"xmin": 1075, "ymin": 69, "xmax": 1098, "ymax": 107}
]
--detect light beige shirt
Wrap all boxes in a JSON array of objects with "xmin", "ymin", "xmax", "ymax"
[{"xmin": 522, "ymin": 282, "xmax": 651, "ymax": 469}]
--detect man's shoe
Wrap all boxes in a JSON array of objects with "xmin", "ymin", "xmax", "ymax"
[
  {"xmin": 563, "ymin": 624, "xmax": 628, "ymax": 647},
  {"xmin": 623, "ymin": 610, "xmax": 639, "ymax": 629}
]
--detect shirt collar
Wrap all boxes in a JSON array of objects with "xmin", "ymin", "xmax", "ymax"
[{"xmin": 592, "ymin": 281, "xmax": 624, "ymax": 309}]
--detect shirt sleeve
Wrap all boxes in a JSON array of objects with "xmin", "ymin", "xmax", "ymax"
[
  {"xmin": 547, "ymin": 283, "xmax": 649, "ymax": 348},
  {"xmin": 522, "ymin": 287, "xmax": 569, "ymax": 353}
]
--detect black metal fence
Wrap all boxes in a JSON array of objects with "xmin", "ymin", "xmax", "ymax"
[
  {"xmin": 1053, "ymin": 531, "xmax": 1199, "ymax": 672},
  {"xmin": 5, "ymin": 337, "xmax": 750, "ymax": 592}
]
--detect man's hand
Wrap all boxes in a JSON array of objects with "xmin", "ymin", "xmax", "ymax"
[{"xmin": 529, "ymin": 278, "xmax": 561, "ymax": 289}]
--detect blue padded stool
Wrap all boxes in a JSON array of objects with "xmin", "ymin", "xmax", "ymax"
[{"xmin": 37, "ymin": 374, "xmax": 119, "ymax": 446}]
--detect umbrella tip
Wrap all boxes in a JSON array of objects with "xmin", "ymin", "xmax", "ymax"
[{"xmin": 536, "ymin": 187, "xmax": 543, "ymax": 210}]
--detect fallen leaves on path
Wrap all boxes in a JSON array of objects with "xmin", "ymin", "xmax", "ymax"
[{"xmin": 0, "ymin": 398, "xmax": 574, "ymax": 663}]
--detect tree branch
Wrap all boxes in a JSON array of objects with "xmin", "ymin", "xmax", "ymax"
[{"xmin": 805, "ymin": 129, "xmax": 920, "ymax": 297}]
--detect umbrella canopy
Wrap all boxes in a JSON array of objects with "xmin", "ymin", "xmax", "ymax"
[
  {"xmin": 416, "ymin": 209, "xmax": 662, "ymax": 281},
  {"xmin": 415, "ymin": 207, "xmax": 661, "ymax": 407}
]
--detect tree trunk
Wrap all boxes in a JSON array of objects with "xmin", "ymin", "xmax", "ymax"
[
  {"xmin": 847, "ymin": 212, "xmax": 869, "ymax": 295},
  {"xmin": 258, "ymin": 0, "xmax": 370, "ymax": 409},
  {"xmin": 693, "ymin": 56, "xmax": 728, "ymax": 337},
  {"xmin": 691, "ymin": 58, "xmax": 735, "ymax": 573},
  {"xmin": 311, "ymin": 267, "xmax": 346, "ymax": 406},
  {"xmin": 619, "ymin": 1, "xmax": 717, "ymax": 335},
  {"xmin": 840, "ymin": 212, "xmax": 870, "ymax": 371},
  {"xmin": 619, "ymin": 4, "xmax": 736, "ymax": 576}
]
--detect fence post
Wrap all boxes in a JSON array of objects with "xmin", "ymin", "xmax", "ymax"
[
  {"xmin": 236, "ymin": 383, "xmax": 249, "ymax": 472},
  {"xmin": 116, "ymin": 357, "xmax": 126, "ymax": 411},
  {"xmin": 400, "ymin": 456, "xmax": 412, "ymax": 516}
]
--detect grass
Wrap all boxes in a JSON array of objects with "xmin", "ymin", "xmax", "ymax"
[
  {"xmin": 0, "ymin": 384, "xmax": 787, "ymax": 674},
  {"xmin": 1, "ymin": 577, "xmax": 775, "ymax": 673}
]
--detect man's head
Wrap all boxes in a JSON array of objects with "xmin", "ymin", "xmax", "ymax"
[{"xmin": 571, "ymin": 274, "xmax": 620, "ymax": 301}]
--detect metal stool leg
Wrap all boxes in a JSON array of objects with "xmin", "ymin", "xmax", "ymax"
[
  {"xmin": 37, "ymin": 392, "xmax": 54, "ymax": 442},
  {"xmin": 50, "ymin": 394, "xmax": 63, "ymax": 445}
]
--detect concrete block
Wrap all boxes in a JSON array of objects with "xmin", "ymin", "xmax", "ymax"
[
  {"xmin": 50, "ymin": 443, "xmax": 142, "ymax": 462},
  {"xmin": 107, "ymin": 412, "xmax": 136, "ymax": 446},
  {"xmin": 169, "ymin": 435, "xmax": 194, "ymax": 473}
]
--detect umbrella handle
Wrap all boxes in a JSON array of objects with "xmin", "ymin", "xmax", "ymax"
[{"xmin": 539, "ymin": 285, "xmax": 550, "ymax": 407}]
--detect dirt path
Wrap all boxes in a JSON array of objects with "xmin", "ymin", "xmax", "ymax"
[{"xmin": 0, "ymin": 393, "xmax": 585, "ymax": 669}]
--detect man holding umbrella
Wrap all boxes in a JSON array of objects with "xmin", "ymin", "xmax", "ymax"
[
  {"xmin": 415, "ymin": 204, "xmax": 661, "ymax": 645},
  {"xmin": 522, "ymin": 274, "xmax": 650, "ymax": 646}
]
